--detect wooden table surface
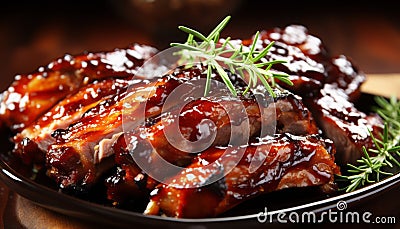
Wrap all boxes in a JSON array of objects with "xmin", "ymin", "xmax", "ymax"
[{"xmin": 1, "ymin": 1, "xmax": 400, "ymax": 228}]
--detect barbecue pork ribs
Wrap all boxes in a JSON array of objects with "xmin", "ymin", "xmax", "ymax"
[{"xmin": 0, "ymin": 24, "xmax": 382, "ymax": 218}]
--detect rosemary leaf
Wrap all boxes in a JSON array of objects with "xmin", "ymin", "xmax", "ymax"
[
  {"xmin": 214, "ymin": 62, "xmax": 237, "ymax": 96},
  {"xmin": 253, "ymin": 41, "xmax": 275, "ymax": 63},
  {"xmin": 206, "ymin": 16, "xmax": 231, "ymax": 41},
  {"xmin": 171, "ymin": 15, "xmax": 291, "ymax": 97},
  {"xmin": 339, "ymin": 96, "xmax": 400, "ymax": 192},
  {"xmin": 178, "ymin": 26, "xmax": 208, "ymax": 42}
]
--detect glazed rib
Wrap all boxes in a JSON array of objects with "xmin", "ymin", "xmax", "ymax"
[
  {"xmin": 45, "ymin": 75, "xmax": 178, "ymax": 189},
  {"xmin": 0, "ymin": 44, "xmax": 157, "ymax": 132},
  {"xmin": 45, "ymin": 65, "xmax": 238, "ymax": 190},
  {"xmin": 240, "ymin": 25, "xmax": 365, "ymax": 101},
  {"xmin": 305, "ymin": 84, "xmax": 383, "ymax": 164},
  {"xmin": 105, "ymin": 87, "xmax": 320, "ymax": 205},
  {"xmin": 144, "ymin": 134, "xmax": 340, "ymax": 218},
  {"xmin": 105, "ymin": 133, "xmax": 158, "ymax": 204},
  {"xmin": 325, "ymin": 55, "xmax": 366, "ymax": 102},
  {"xmin": 131, "ymin": 86, "xmax": 319, "ymax": 166},
  {"xmin": 12, "ymin": 77, "xmax": 136, "ymax": 165},
  {"xmin": 240, "ymin": 25, "xmax": 375, "ymax": 164},
  {"xmin": 105, "ymin": 93, "xmax": 264, "ymax": 203}
]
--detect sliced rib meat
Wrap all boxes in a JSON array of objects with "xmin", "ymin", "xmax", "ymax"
[
  {"xmin": 239, "ymin": 25, "xmax": 374, "ymax": 164},
  {"xmin": 12, "ymin": 77, "xmax": 138, "ymax": 165},
  {"xmin": 45, "ymin": 75, "xmax": 181, "ymax": 189},
  {"xmin": 45, "ymin": 65, "xmax": 242, "ymax": 190},
  {"xmin": 105, "ymin": 86, "xmax": 320, "ymax": 205},
  {"xmin": 325, "ymin": 55, "xmax": 366, "ymax": 102},
  {"xmin": 238, "ymin": 25, "xmax": 365, "ymax": 101},
  {"xmin": 131, "ymin": 86, "xmax": 319, "ymax": 166},
  {"xmin": 305, "ymin": 84, "xmax": 383, "ymax": 164},
  {"xmin": 105, "ymin": 134, "xmax": 158, "ymax": 204},
  {"xmin": 144, "ymin": 133, "xmax": 339, "ymax": 218},
  {"xmin": 0, "ymin": 44, "xmax": 157, "ymax": 132}
]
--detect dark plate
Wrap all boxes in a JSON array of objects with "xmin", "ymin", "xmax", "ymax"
[{"xmin": 0, "ymin": 93, "xmax": 399, "ymax": 228}]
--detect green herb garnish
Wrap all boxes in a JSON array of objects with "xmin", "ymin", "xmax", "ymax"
[
  {"xmin": 171, "ymin": 15, "xmax": 292, "ymax": 97},
  {"xmin": 338, "ymin": 96, "xmax": 400, "ymax": 192}
]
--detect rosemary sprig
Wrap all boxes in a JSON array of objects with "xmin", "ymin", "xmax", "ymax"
[
  {"xmin": 171, "ymin": 15, "xmax": 292, "ymax": 97},
  {"xmin": 338, "ymin": 96, "xmax": 400, "ymax": 192}
]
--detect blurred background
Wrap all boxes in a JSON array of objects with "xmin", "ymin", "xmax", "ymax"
[{"xmin": 1, "ymin": 0, "xmax": 399, "ymax": 91}]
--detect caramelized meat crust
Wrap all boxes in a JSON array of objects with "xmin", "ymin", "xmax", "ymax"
[
  {"xmin": 105, "ymin": 87, "xmax": 319, "ymax": 205},
  {"xmin": 44, "ymin": 67, "xmax": 200, "ymax": 189},
  {"xmin": 305, "ymin": 85, "xmax": 383, "ymax": 164},
  {"xmin": 12, "ymin": 77, "xmax": 133, "ymax": 165},
  {"xmin": 240, "ymin": 25, "xmax": 365, "ymax": 101},
  {"xmin": 0, "ymin": 44, "xmax": 157, "ymax": 132},
  {"xmin": 239, "ymin": 25, "xmax": 379, "ymax": 164},
  {"xmin": 44, "ymin": 65, "xmax": 250, "ymax": 190},
  {"xmin": 144, "ymin": 134, "xmax": 339, "ymax": 218}
]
